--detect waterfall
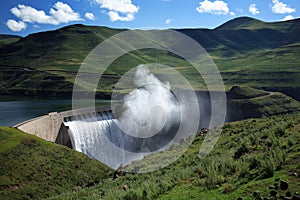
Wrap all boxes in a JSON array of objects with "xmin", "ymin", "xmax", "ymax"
[
  {"xmin": 63, "ymin": 111, "xmax": 147, "ymax": 169},
  {"xmin": 62, "ymin": 66, "xmax": 201, "ymax": 171}
]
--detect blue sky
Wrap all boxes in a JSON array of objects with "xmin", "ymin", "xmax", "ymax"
[{"xmin": 1, "ymin": 0, "xmax": 299, "ymax": 36}]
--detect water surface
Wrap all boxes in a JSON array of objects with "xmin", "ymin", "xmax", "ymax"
[{"xmin": 0, "ymin": 95, "xmax": 110, "ymax": 127}]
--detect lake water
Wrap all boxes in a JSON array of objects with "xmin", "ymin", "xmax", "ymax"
[{"xmin": 0, "ymin": 95, "xmax": 111, "ymax": 127}]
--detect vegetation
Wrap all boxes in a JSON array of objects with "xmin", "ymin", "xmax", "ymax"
[
  {"xmin": 50, "ymin": 113, "xmax": 299, "ymax": 200},
  {"xmin": 0, "ymin": 35, "xmax": 20, "ymax": 47},
  {"xmin": 0, "ymin": 17, "xmax": 299, "ymax": 97},
  {"xmin": 1, "ymin": 112, "xmax": 299, "ymax": 199},
  {"xmin": 228, "ymin": 86, "xmax": 270, "ymax": 99},
  {"xmin": 0, "ymin": 127, "xmax": 113, "ymax": 200},
  {"xmin": 227, "ymin": 86, "xmax": 300, "ymax": 121}
]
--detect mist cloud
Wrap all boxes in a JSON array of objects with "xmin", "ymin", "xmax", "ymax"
[{"xmin": 118, "ymin": 65, "xmax": 181, "ymax": 139}]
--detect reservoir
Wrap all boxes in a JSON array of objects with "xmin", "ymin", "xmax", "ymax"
[{"xmin": 0, "ymin": 95, "xmax": 110, "ymax": 127}]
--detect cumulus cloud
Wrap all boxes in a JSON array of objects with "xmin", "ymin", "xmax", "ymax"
[
  {"xmin": 85, "ymin": 12, "xmax": 95, "ymax": 20},
  {"xmin": 272, "ymin": 0, "xmax": 295, "ymax": 14},
  {"xmin": 94, "ymin": 0, "xmax": 139, "ymax": 22},
  {"xmin": 50, "ymin": 2, "xmax": 82, "ymax": 23},
  {"xmin": 9, "ymin": 2, "xmax": 82, "ymax": 25},
  {"xmin": 107, "ymin": 11, "xmax": 134, "ymax": 22},
  {"xmin": 249, "ymin": 3, "xmax": 259, "ymax": 15},
  {"xmin": 6, "ymin": 19, "xmax": 27, "ymax": 32},
  {"xmin": 165, "ymin": 18, "xmax": 172, "ymax": 24},
  {"xmin": 281, "ymin": 15, "xmax": 294, "ymax": 21},
  {"xmin": 230, "ymin": 11, "xmax": 235, "ymax": 16},
  {"xmin": 196, "ymin": 0, "xmax": 229, "ymax": 15}
]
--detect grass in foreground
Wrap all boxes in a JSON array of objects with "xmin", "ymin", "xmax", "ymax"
[
  {"xmin": 49, "ymin": 113, "xmax": 300, "ymax": 200},
  {"xmin": 0, "ymin": 112, "xmax": 299, "ymax": 199},
  {"xmin": 0, "ymin": 127, "xmax": 113, "ymax": 200}
]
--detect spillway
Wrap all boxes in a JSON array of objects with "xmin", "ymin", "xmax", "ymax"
[{"xmin": 63, "ymin": 111, "xmax": 148, "ymax": 169}]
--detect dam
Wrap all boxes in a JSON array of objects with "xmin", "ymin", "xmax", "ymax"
[
  {"xmin": 13, "ymin": 105, "xmax": 181, "ymax": 170},
  {"xmin": 12, "ymin": 88, "xmax": 225, "ymax": 171},
  {"xmin": 13, "ymin": 106, "xmax": 112, "ymax": 145},
  {"xmin": 13, "ymin": 106, "xmax": 138, "ymax": 169}
]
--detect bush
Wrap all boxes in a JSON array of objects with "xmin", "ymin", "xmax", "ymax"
[
  {"xmin": 260, "ymin": 157, "xmax": 275, "ymax": 179},
  {"xmin": 222, "ymin": 183, "xmax": 234, "ymax": 194},
  {"xmin": 274, "ymin": 124, "xmax": 285, "ymax": 137},
  {"xmin": 234, "ymin": 143, "xmax": 249, "ymax": 160}
]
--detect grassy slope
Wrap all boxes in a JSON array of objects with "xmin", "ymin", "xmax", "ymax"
[
  {"xmin": 158, "ymin": 115, "xmax": 300, "ymax": 200},
  {"xmin": 226, "ymin": 86, "xmax": 300, "ymax": 121},
  {"xmin": 49, "ymin": 113, "xmax": 300, "ymax": 200},
  {"xmin": 0, "ymin": 35, "xmax": 21, "ymax": 47},
  {"xmin": 216, "ymin": 16, "xmax": 300, "ymax": 31},
  {"xmin": 0, "ymin": 17, "xmax": 299, "ymax": 96},
  {"xmin": 0, "ymin": 127, "xmax": 113, "ymax": 200},
  {"xmin": 0, "ymin": 26, "xmax": 124, "ymax": 96}
]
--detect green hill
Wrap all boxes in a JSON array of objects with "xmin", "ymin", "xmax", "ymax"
[
  {"xmin": 227, "ymin": 86, "xmax": 300, "ymax": 121},
  {"xmin": 0, "ymin": 25, "xmax": 123, "ymax": 71},
  {"xmin": 0, "ymin": 34, "xmax": 21, "ymax": 47},
  {"xmin": 0, "ymin": 127, "xmax": 113, "ymax": 200},
  {"xmin": 47, "ymin": 113, "xmax": 299, "ymax": 199},
  {"xmin": 216, "ymin": 17, "xmax": 266, "ymax": 30},
  {"xmin": 0, "ymin": 34, "xmax": 21, "ymax": 40},
  {"xmin": 0, "ymin": 17, "xmax": 299, "ymax": 98},
  {"xmin": 216, "ymin": 16, "xmax": 300, "ymax": 32}
]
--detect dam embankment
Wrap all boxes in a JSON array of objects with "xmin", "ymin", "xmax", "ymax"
[{"xmin": 13, "ymin": 106, "xmax": 111, "ymax": 143}]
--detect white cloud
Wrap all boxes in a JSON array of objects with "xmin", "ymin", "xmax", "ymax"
[
  {"xmin": 11, "ymin": 5, "xmax": 54, "ymax": 24},
  {"xmin": 49, "ymin": 2, "xmax": 82, "ymax": 23},
  {"xmin": 196, "ymin": 0, "xmax": 229, "ymax": 15},
  {"xmin": 107, "ymin": 11, "xmax": 134, "ymax": 22},
  {"xmin": 281, "ymin": 15, "xmax": 294, "ymax": 21},
  {"xmin": 165, "ymin": 18, "xmax": 172, "ymax": 24},
  {"xmin": 249, "ymin": 3, "xmax": 259, "ymax": 15},
  {"xmin": 10, "ymin": 2, "xmax": 82, "ymax": 25},
  {"xmin": 6, "ymin": 19, "xmax": 27, "ymax": 32},
  {"xmin": 272, "ymin": 0, "xmax": 295, "ymax": 14},
  {"xmin": 94, "ymin": 0, "xmax": 139, "ymax": 22},
  {"xmin": 230, "ymin": 11, "xmax": 235, "ymax": 16},
  {"xmin": 85, "ymin": 12, "xmax": 95, "ymax": 20}
]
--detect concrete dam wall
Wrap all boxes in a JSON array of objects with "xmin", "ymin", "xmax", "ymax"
[{"xmin": 14, "ymin": 106, "xmax": 112, "ymax": 144}]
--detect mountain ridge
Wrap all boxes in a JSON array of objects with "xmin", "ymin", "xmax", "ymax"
[
  {"xmin": 2, "ymin": 16, "xmax": 300, "ymax": 38},
  {"xmin": 0, "ymin": 17, "xmax": 299, "ymax": 98},
  {"xmin": 216, "ymin": 16, "xmax": 300, "ymax": 30}
]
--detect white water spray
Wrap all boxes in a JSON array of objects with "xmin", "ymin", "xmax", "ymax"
[{"xmin": 64, "ymin": 65, "xmax": 182, "ymax": 169}]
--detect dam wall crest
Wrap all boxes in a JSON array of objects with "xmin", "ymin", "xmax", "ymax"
[{"xmin": 13, "ymin": 106, "xmax": 111, "ymax": 142}]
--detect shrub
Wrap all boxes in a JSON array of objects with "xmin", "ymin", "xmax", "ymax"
[
  {"xmin": 260, "ymin": 157, "xmax": 275, "ymax": 179},
  {"xmin": 222, "ymin": 183, "xmax": 234, "ymax": 194},
  {"xmin": 274, "ymin": 124, "xmax": 285, "ymax": 137},
  {"xmin": 234, "ymin": 143, "xmax": 249, "ymax": 160}
]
